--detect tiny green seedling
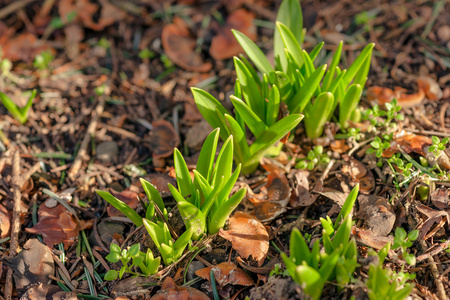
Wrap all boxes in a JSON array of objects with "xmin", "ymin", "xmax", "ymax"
[
  {"xmin": 363, "ymin": 98, "xmax": 404, "ymax": 129},
  {"xmin": 33, "ymin": 50, "xmax": 54, "ymax": 71},
  {"xmin": 295, "ymin": 145, "xmax": 330, "ymax": 170},
  {"xmin": 392, "ymin": 227, "xmax": 419, "ymax": 266},
  {"xmin": 429, "ymin": 136, "xmax": 449, "ymax": 157},
  {"xmin": 0, "ymin": 90, "xmax": 37, "ymax": 124},
  {"xmin": 143, "ymin": 219, "xmax": 193, "ymax": 265},
  {"xmin": 104, "ymin": 243, "xmax": 160, "ymax": 280}
]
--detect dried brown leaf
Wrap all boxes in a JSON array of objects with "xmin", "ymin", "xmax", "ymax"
[
  {"xmin": 210, "ymin": 9, "xmax": 257, "ymax": 60},
  {"xmin": 150, "ymin": 277, "xmax": 209, "ymax": 300},
  {"xmin": 219, "ymin": 212, "xmax": 269, "ymax": 266},
  {"xmin": 148, "ymin": 119, "xmax": 180, "ymax": 159},
  {"xmin": 195, "ymin": 262, "xmax": 254, "ymax": 286},
  {"xmin": 25, "ymin": 199, "xmax": 79, "ymax": 249},
  {"xmin": 161, "ymin": 18, "xmax": 212, "ymax": 72}
]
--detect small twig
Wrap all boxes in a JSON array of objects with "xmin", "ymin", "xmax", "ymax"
[
  {"xmin": 0, "ymin": 0, "xmax": 36, "ymax": 19},
  {"xmin": 68, "ymin": 96, "xmax": 105, "ymax": 179},
  {"xmin": 4, "ymin": 151, "xmax": 22, "ymax": 300},
  {"xmin": 417, "ymin": 239, "xmax": 450, "ymax": 263},
  {"xmin": 419, "ymin": 240, "xmax": 447, "ymax": 300}
]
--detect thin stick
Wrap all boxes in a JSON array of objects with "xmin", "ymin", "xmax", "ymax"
[
  {"xmin": 4, "ymin": 151, "xmax": 22, "ymax": 299},
  {"xmin": 0, "ymin": 0, "xmax": 35, "ymax": 19},
  {"xmin": 68, "ymin": 96, "xmax": 105, "ymax": 179},
  {"xmin": 419, "ymin": 240, "xmax": 447, "ymax": 300}
]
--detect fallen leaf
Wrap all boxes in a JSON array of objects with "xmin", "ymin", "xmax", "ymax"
[
  {"xmin": 382, "ymin": 132, "xmax": 432, "ymax": 158},
  {"xmin": 210, "ymin": 9, "xmax": 257, "ymax": 60},
  {"xmin": 20, "ymin": 284, "xmax": 77, "ymax": 300},
  {"xmin": 367, "ymin": 86, "xmax": 425, "ymax": 108},
  {"xmin": 219, "ymin": 212, "xmax": 269, "ymax": 266},
  {"xmin": 0, "ymin": 203, "xmax": 11, "ymax": 238},
  {"xmin": 356, "ymin": 229, "xmax": 393, "ymax": 250},
  {"xmin": 342, "ymin": 158, "xmax": 375, "ymax": 194},
  {"xmin": 25, "ymin": 199, "xmax": 79, "ymax": 249},
  {"xmin": 148, "ymin": 119, "xmax": 180, "ymax": 159},
  {"xmin": 430, "ymin": 188, "xmax": 449, "ymax": 209},
  {"xmin": 3, "ymin": 239, "xmax": 55, "ymax": 291},
  {"xmin": 330, "ymin": 140, "xmax": 350, "ymax": 154},
  {"xmin": 0, "ymin": 32, "xmax": 54, "ymax": 62},
  {"xmin": 248, "ymin": 163, "xmax": 291, "ymax": 221},
  {"xmin": 417, "ymin": 76, "xmax": 443, "ymax": 101},
  {"xmin": 161, "ymin": 17, "xmax": 212, "ymax": 72},
  {"xmin": 415, "ymin": 204, "xmax": 450, "ymax": 240},
  {"xmin": 357, "ymin": 195, "xmax": 395, "ymax": 236},
  {"xmin": 290, "ymin": 169, "xmax": 317, "ymax": 208},
  {"xmin": 185, "ymin": 120, "xmax": 213, "ymax": 150},
  {"xmin": 150, "ymin": 277, "xmax": 209, "ymax": 300},
  {"xmin": 106, "ymin": 189, "xmax": 139, "ymax": 217},
  {"xmin": 195, "ymin": 262, "xmax": 254, "ymax": 286}
]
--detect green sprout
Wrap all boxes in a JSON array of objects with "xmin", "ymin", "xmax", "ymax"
[
  {"xmin": 97, "ymin": 128, "xmax": 246, "ymax": 244},
  {"xmin": 366, "ymin": 243, "xmax": 414, "ymax": 300},
  {"xmin": 0, "ymin": 90, "xmax": 37, "ymax": 124},
  {"xmin": 392, "ymin": 227, "xmax": 419, "ymax": 266},
  {"xmin": 281, "ymin": 185, "xmax": 359, "ymax": 300},
  {"xmin": 231, "ymin": 0, "xmax": 374, "ymax": 138},
  {"xmin": 429, "ymin": 136, "xmax": 449, "ymax": 157},
  {"xmin": 295, "ymin": 145, "xmax": 330, "ymax": 170},
  {"xmin": 104, "ymin": 243, "xmax": 160, "ymax": 280},
  {"xmin": 33, "ymin": 50, "xmax": 54, "ymax": 71},
  {"xmin": 192, "ymin": 88, "xmax": 303, "ymax": 175},
  {"xmin": 169, "ymin": 128, "xmax": 247, "ymax": 239}
]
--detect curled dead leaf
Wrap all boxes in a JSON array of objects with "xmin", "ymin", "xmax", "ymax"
[
  {"xmin": 367, "ymin": 86, "xmax": 425, "ymax": 108},
  {"xmin": 219, "ymin": 212, "xmax": 269, "ymax": 266},
  {"xmin": 150, "ymin": 277, "xmax": 209, "ymax": 300},
  {"xmin": 290, "ymin": 169, "xmax": 317, "ymax": 208},
  {"xmin": 430, "ymin": 188, "xmax": 450, "ymax": 210},
  {"xmin": 382, "ymin": 132, "xmax": 432, "ymax": 158},
  {"xmin": 210, "ymin": 9, "xmax": 257, "ymax": 60},
  {"xmin": 417, "ymin": 76, "xmax": 443, "ymax": 101},
  {"xmin": 330, "ymin": 140, "xmax": 350, "ymax": 154},
  {"xmin": 342, "ymin": 158, "xmax": 375, "ymax": 194},
  {"xmin": 0, "ymin": 32, "xmax": 54, "ymax": 62},
  {"xmin": 356, "ymin": 228, "xmax": 393, "ymax": 250},
  {"xmin": 4, "ymin": 239, "xmax": 55, "ymax": 291},
  {"xmin": 148, "ymin": 119, "xmax": 180, "ymax": 159},
  {"xmin": 247, "ymin": 163, "xmax": 291, "ymax": 221},
  {"xmin": 25, "ymin": 199, "xmax": 79, "ymax": 249},
  {"xmin": 161, "ymin": 17, "xmax": 212, "ymax": 72},
  {"xmin": 195, "ymin": 262, "xmax": 254, "ymax": 286}
]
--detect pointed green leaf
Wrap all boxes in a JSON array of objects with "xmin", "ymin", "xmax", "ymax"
[
  {"xmin": 332, "ymin": 216, "xmax": 352, "ymax": 250},
  {"xmin": 266, "ymin": 85, "xmax": 281, "ymax": 127},
  {"xmin": 191, "ymin": 88, "xmax": 230, "ymax": 140},
  {"xmin": 304, "ymin": 92, "xmax": 334, "ymax": 139},
  {"xmin": 232, "ymin": 29, "xmax": 273, "ymax": 75},
  {"xmin": 309, "ymin": 42, "xmax": 324, "ymax": 63},
  {"xmin": 290, "ymin": 228, "xmax": 311, "ymax": 265},
  {"xmin": 224, "ymin": 114, "xmax": 250, "ymax": 165},
  {"xmin": 96, "ymin": 190, "xmax": 142, "ymax": 227},
  {"xmin": 209, "ymin": 187, "xmax": 246, "ymax": 234},
  {"xmin": 276, "ymin": 22, "xmax": 304, "ymax": 69},
  {"xmin": 335, "ymin": 184, "xmax": 359, "ymax": 229},
  {"xmin": 196, "ymin": 128, "xmax": 220, "ymax": 181},
  {"xmin": 234, "ymin": 57, "xmax": 265, "ymax": 121},
  {"xmin": 339, "ymin": 84, "xmax": 363, "ymax": 128},
  {"xmin": 245, "ymin": 114, "xmax": 303, "ymax": 174},
  {"xmin": 274, "ymin": 0, "xmax": 303, "ymax": 71},
  {"xmin": 174, "ymin": 148, "xmax": 194, "ymax": 200},
  {"xmin": 140, "ymin": 178, "xmax": 166, "ymax": 220},
  {"xmin": 230, "ymin": 95, "xmax": 268, "ymax": 138},
  {"xmin": 288, "ymin": 65, "xmax": 327, "ymax": 113},
  {"xmin": 211, "ymin": 136, "xmax": 234, "ymax": 188},
  {"xmin": 295, "ymin": 265, "xmax": 323, "ymax": 300},
  {"xmin": 342, "ymin": 43, "xmax": 375, "ymax": 88},
  {"xmin": 322, "ymin": 41, "xmax": 343, "ymax": 91}
]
